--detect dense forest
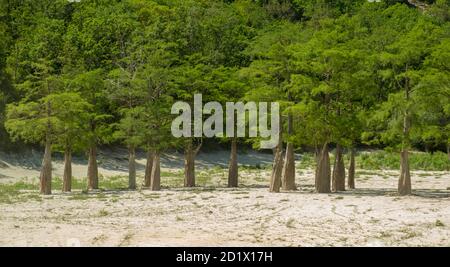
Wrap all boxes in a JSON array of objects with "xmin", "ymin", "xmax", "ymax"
[{"xmin": 0, "ymin": 0, "xmax": 449, "ymax": 196}]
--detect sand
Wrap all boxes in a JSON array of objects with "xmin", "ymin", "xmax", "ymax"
[{"xmin": 0, "ymin": 149, "xmax": 449, "ymax": 247}]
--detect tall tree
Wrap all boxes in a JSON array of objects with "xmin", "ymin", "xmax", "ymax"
[
  {"xmin": 367, "ymin": 17, "xmax": 442, "ymax": 195},
  {"xmin": 71, "ymin": 70, "xmax": 111, "ymax": 190},
  {"xmin": 50, "ymin": 92, "xmax": 91, "ymax": 192}
]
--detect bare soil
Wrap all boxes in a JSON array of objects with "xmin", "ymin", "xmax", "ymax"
[{"xmin": 0, "ymin": 150, "xmax": 449, "ymax": 247}]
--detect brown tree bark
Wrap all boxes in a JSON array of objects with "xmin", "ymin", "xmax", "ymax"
[
  {"xmin": 315, "ymin": 143, "xmax": 331, "ymax": 193},
  {"xmin": 282, "ymin": 143, "xmax": 296, "ymax": 190},
  {"xmin": 184, "ymin": 141, "xmax": 196, "ymax": 187},
  {"xmin": 63, "ymin": 147, "xmax": 72, "ymax": 192},
  {"xmin": 347, "ymin": 148, "xmax": 356, "ymax": 189},
  {"xmin": 87, "ymin": 144, "xmax": 99, "ymax": 190},
  {"xmin": 228, "ymin": 138, "xmax": 238, "ymax": 187},
  {"xmin": 270, "ymin": 140, "xmax": 284, "ymax": 193},
  {"xmin": 144, "ymin": 149, "xmax": 153, "ymax": 188},
  {"xmin": 398, "ymin": 149, "xmax": 412, "ymax": 195},
  {"xmin": 40, "ymin": 138, "xmax": 52, "ymax": 195},
  {"xmin": 150, "ymin": 152, "xmax": 161, "ymax": 191},
  {"xmin": 128, "ymin": 145, "xmax": 136, "ymax": 190},
  {"xmin": 332, "ymin": 144, "xmax": 346, "ymax": 192}
]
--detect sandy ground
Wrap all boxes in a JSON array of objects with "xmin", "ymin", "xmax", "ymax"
[{"xmin": 0, "ymin": 149, "xmax": 449, "ymax": 247}]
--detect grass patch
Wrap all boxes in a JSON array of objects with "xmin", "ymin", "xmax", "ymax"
[
  {"xmin": 52, "ymin": 176, "xmax": 87, "ymax": 190},
  {"xmin": 286, "ymin": 218, "xmax": 296, "ymax": 228},
  {"xmin": 357, "ymin": 151, "xmax": 449, "ymax": 171},
  {"xmin": 179, "ymin": 195, "xmax": 196, "ymax": 201},
  {"xmin": 98, "ymin": 209, "xmax": 109, "ymax": 217},
  {"xmin": 100, "ymin": 175, "xmax": 129, "ymax": 190},
  {"xmin": 241, "ymin": 164, "xmax": 268, "ymax": 170},
  {"xmin": 399, "ymin": 228, "xmax": 422, "ymax": 240},
  {"xmin": 143, "ymin": 193, "xmax": 161, "ymax": 199},
  {"xmin": 297, "ymin": 153, "xmax": 316, "ymax": 169},
  {"xmin": 0, "ymin": 180, "xmax": 41, "ymax": 204},
  {"xmin": 68, "ymin": 193, "xmax": 90, "ymax": 201},
  {"xmin": 379, "ymin": 231, "xmax": 392, "ymax": 238},
  {"xmin": 119, "ymin": 233, "xmax": 134, "ymax": 246},
  {"xmin": 296, "ymin": 150, "xmax": 449, "ymax": 171}
]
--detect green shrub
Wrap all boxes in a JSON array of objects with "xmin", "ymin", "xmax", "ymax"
[
  {"xmin": 296, "ymin": 150, "xmax": 449, "ymax": 171},
  {"xmin": 357, "ymin": 151, "xmax": 449, "ymax": 171}
]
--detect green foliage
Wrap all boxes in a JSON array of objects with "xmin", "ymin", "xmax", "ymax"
[
  {"xmin": 5, "ymin": 91, "xmax": 91, "ymax": 150},
  {"xmin": 357, "ymin": 151, "xmax": 449, "ymax": 170}
]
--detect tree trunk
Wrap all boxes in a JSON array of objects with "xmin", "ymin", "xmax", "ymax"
[
  {"xmin": 144, "ymin": 149, "xmax": 153, "ymax": 188},
  {"xmin": 63, "ymin": 147, "xmax": 72, "ymax": 192},
  {"xmin": 315, "ymin": 143, "xmax": 331, "ymax": 193},
  {"xmin": 398, "ymin": 149, "xmax": 412, "ymax": 195},
  {"xmin": 398, "ymin": 75, "xmax": 412, "ymax": 196},
  {"xmin": 282, "ymin": 143, "xmax": 296, "ymax": 190},
  {"xmin": 332, "ymin": 144, "xmax": 346, "ymax": 192},
  {"xmin": 128, "ymin": 145, "xmax": 136, "ymax": 190},
  {"xmin": 150, "ymin": 152, "xmax": 161, "ymax": 191},
  {"xmin": 87, "ymin": 145, "xmax": 99, "ymax": 190},
  {"xmin": 228, "ymin": 138, "xmax": 238, "ymax": 187},
  {"xmin": 40, "ymin": 138, "xmax": 52, "ymax": 195},
  {"xmin": 270, "ymin": 141, "xmax": 284, "ymax": 193},
  {"xmin": 184, "ymin": 142, "xmax": 195, "ymax": 187},
  {"xmin": 347, "ymin": 148, "xmax": 356, "ymax": 189}
]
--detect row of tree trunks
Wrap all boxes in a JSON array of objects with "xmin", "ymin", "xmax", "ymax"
[
  {"xmin": 61, "ymin": 143, "xmax": 362, "ymax": 193},
  {"xmin": 332, "ymin": 144, "xmax": 346, "ymax": 192},
  {"xmin": 54, "ymin": 144, "xmax": 360, "ymax": 194},
  {"xmin": 48, "ymin": 142, "xmax": 364, "ymax": 195},
  {"xmin": 63, "ymin": 148, "xmax": 72, "ymax": 192},
  {"xmin": 128, "ymin": 145, "xmax": 136, "ymax": 190},
  {"xmin": 315, "ymin": 143, "xmax": 331, "ymax": 193},
  {"xmin": 347, "ymin": 148, "xmax": 356, "ymax": 189},
  {"xmin": 228, "ymin": 138, "xmax": 238, "ymax": 187},
  {"xmin": 51, "ymin": 144, "xmax": 190, "ymax": 193}
]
